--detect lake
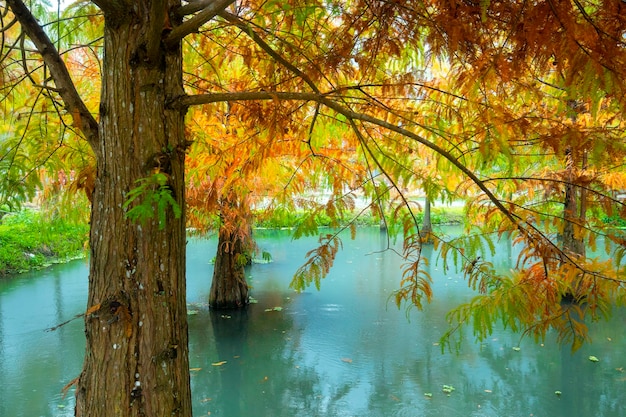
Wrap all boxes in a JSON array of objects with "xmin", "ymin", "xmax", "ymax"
[{"xmin": 1, "ymin": 227, "xmax": 624, "ymax": 416}]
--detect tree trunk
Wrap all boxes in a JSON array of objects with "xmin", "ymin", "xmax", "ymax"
[
  {"xmin": 420, "ymin": 196, "xmax": 434, "ymax": 244},
  {"xmin": 75, "ymin": 3, "xmax": 192, "ymax": 416},
  {"xmin": 561, "ymin": 148, "xmax": 586, "ymax": 258},
  {"xmin": 562, "ymin": 183, "xmax": 586, "ymax": 257},
  {"xmin": 209, "ymin": 225, "xmax": 250, "ymax": 309}
]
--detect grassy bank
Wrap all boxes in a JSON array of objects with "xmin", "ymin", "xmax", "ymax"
[{"xmin": 0, "ymin": 209, "xmax": 89, "ymax": 275}]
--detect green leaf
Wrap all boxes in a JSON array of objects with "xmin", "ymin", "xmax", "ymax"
[{"xmin": 123, "ymin": 172, "xmax": 181, "ymax": 230}]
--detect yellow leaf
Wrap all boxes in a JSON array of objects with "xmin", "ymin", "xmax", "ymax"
[{"xmin": 211, "ymin": 361, "xmax": 227, "ymax": 366}]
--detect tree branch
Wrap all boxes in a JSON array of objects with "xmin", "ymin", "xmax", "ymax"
[
  {"xmin": 164, "ymin": 0, "xmax": 234, "ymax": 47},
  {"xmin": 176, "ymin": 91, "xmax": 518, "ymax": 225},
  {"xmin": 91, "ymin": 0, "xmax": 130, "ymax": 20},
  {"xmin": 6, "ymin": 0, "xmax": 99, "ymax": 147},
  {"xmin": 219, "ymin": 11, "xmax": 321, "ymax": 94},
  {"xmin": 175, "ymin": 0, "xmax": 214, "ymax": 18},
  {"xmin": 147, "ymin": 0, "xmax": 166, "ymax": 63}
]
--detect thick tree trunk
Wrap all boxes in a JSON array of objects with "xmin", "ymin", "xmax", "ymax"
[
  {"xmin": 75, "ymin": 3, "xmax": 192, "ymax": 416},
  {"xmin": 209, "ymin": 225, "xmax": 250, "ymax": 309}
]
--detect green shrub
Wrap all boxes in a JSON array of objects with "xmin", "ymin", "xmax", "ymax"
[{"xmin": 0, "ymin": 208, "xmax": 89, "ymax": 275}]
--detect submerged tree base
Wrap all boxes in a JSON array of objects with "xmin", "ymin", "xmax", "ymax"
[{"xmin": 209, "ymin": 226, "xmax": 250, "ymax": 309}]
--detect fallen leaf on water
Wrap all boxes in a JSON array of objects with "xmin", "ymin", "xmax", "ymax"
[
  {"xmin": 442, "ymin": 384, "xmax": 455, "ymax": 394},
  {"xmin": 424, "ymin": 393, "xmax": 433, "ymax": 398},
  {"xmin": 588, "ymin": 356, "xmax": 599, "ymax": 362},
  {"xmin": 512, "ymin": 347, "xmax": 521, "ymax": 352},
  {"xmin": 341, "ymin": 358, "xmax": 353, "ymax": 363},
  {"xmin": 211, "ymin": 361, "xmax": 227, "ymax": 366},
  {"xmin": 189, "ymin": 367, "xmax": 202, "ymax": 372},
  {"xmin": 484, "ymin": 389, "xmax": 492, "ymax": 393},
  {"xmin": 555, "ymin": 391, "xmax": 562, "ymax": 396}
]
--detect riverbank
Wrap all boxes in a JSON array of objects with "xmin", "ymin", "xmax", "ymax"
[
  {"xmin": 0, "ymin": 203, "xmax": 464, "ymax": 276},
  {"xmin": 0, "ymin": 209, "xmax": 89, "ymax": 275}
]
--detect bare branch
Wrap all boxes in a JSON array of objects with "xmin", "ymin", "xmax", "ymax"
[
  {"xmin": 6, "ymin": 0, "xmax": 99, "ymax": 146},
  {"xmin": 164, "ymin": 0, "xmax": 234, "ymax": 47}
]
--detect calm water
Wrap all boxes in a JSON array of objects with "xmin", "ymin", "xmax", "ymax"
[{"xmin": 1, "ymin": 227, "xmax": 625, "ymax": 417}]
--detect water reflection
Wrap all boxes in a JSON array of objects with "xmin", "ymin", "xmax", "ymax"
[{"xmin": 0, "ymin": 227, "xmax": 624, "ymax": 416}]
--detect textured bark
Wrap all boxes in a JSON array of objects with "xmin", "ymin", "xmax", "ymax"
[
  {"xmin": 562, "ymin": 183, "xmax": 586, "ymax": 257},
  {"xmin": 209, "ymin": 226, "xmax": 249, "ymax": 309},
  {"xmin": 74, "ymin": 2, "xmax": 192, "ymax": 416}
]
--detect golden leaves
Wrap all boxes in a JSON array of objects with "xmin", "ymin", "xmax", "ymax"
[{"xmin": 290, "ymin": 234, "xmax": 343, "ymax": 292}]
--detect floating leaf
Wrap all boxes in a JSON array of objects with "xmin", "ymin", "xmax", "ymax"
[
  {"xmin": 341, "ymin": 357, "xmax": 353, "ymax": 363},
  {"xmin": 189, "ymin": 367, "xmax": 202, "ymax": 372},
  {"xmin": 424, "ymin": 392, "xmax": 433, "ymax": 398},
  {"xmin": 512, "ymin": 347, "xmax": 521, "ymax": 352},
  {"xmin": 211, "ymin": 361, "xmax": 227, "ymax": 366},
  {"xmin": 555, "ymin": 390, "xmax": 562, "ymax": 396},
  {"xmin": 588, "ymin": 355, "xmax": 599, "ymax": 362},
  {"xmin": 442, "ymin": 384, "xmax": 455, "ymax": 394}
]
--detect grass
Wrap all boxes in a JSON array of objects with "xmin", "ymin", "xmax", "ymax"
[
  {"xmin": 0, "ymin": 208, "xmax": 89, "ymax": 275},
  {"xmin": 253, "ymin": 205, "xmax": 465, "ymax": 229}
]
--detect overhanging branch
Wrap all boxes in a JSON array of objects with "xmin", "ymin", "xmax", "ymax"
[
  {"xmin": 6, "ymin": 0, "xmax": 99, "ymax": 146},
  {"xmin": 176, "ymin": 90, "xmax": 517, "ymax": 225},
  {"xmin": 164, "ymin": 0, "xmax": 235, "ymax": 47},
  {"xmin": 180, "ymin": 89, "xmax": 609, "ymax": 279}
]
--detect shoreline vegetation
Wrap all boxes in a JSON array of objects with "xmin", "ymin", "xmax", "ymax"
[
  {"xmin": 0, "ymin": 205, "xmax": 465, "ymax": 277},
  {"xmin": 0, "ymin": 209, "xmax": 90, "ymax": 276}
]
